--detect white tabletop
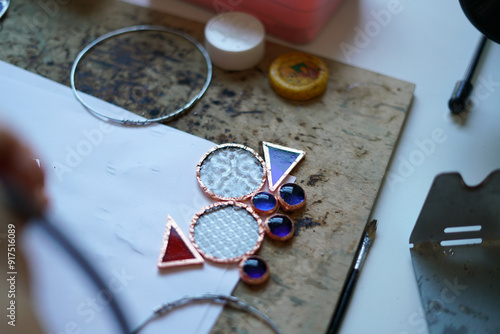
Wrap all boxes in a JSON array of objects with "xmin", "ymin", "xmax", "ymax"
[{"xmin": 124, "ymin": 1, "xmax": 500, "ymax": 333}]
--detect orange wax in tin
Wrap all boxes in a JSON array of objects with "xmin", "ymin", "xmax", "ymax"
[{"xmin": 269, "ymin": 52, "xmax": 328, "ymax": 101}]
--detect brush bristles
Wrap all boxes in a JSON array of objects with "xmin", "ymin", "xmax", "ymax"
[{"xmin": 365, "ymin": 219, "xmax": 378, "ymax": 239}]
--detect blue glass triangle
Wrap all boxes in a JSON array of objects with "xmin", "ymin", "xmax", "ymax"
[
  {"xmin": 269, "ymin": 149, "xmax": 300, "ymax": 184},
  {"xmin": 263, "ymin": 142, "xmax": 305, "ymax": 192}
]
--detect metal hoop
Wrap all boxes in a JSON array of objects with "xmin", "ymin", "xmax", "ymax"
[
  {"xmin": 132, "ymin": 294, "xmax": 282, "ymax": 334},
  {"xmin": 70, "ymin": 25, "xmax": 212, "ymax": 125}
]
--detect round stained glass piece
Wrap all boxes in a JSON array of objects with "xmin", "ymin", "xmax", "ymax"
[
  {"xmin": 280, "ymin": 183, "xmax": 305, "ymax": 205},
  {"xmin": 197, "ymin": 144, "xmax": 266, "ymax": 201},
  {"xmin": 267, "ymin": 215, "xmax": 294, "ymax": 239},
  {"xmin": 278, "ymin": 183, "xmax": 306, "ymax": 211},
  {"xmin": 239, "ymin": 256, "xmax": 269, "ymax": 285},
  {"xmin": 190, "ymin": 202, "xmax": 264, "ymax": 263},
  {"xmin": 251, "ymin": 191, "xmax": 278, "ymax": 214}
]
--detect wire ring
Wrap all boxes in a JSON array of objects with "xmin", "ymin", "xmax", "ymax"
[
  {"xmin": 70, "ymin": 25, "xmax": 212, "ymax": 125},
  {"xmin": 132, "ymin": 294, "xmax": 282, "ymax": 334}
]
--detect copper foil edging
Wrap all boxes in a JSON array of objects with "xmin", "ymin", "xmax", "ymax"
[
  {"xmin": 277, "ymin": 183, "xmax": 307, "ymax": 212},
  {"xmin": 189, "ymin": 201, "xmax": 265, "ymax": 264},
  {"xmin": 263, "ymin": 214, "xmax": 295, "ymax": 241},
  {"xmin": 250, "ymin": 191, "xmax": 279, "ymax": 215},
  {"xmin": 196, "ymin": 143, "xmax": 267, "ymax": 202},
  {"xmin": 262, "ymin": 141, "xmax": 306, "ymax": 192},
  {"xmin": 157, "ymin": 215, "xmax": 205, "ymax": 269},
  {"xmin": 239, "ymin": 255, "xmax": 270, "ymax": 285}
]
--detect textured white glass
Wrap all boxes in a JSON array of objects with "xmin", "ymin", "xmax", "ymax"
[{"xmin": 199, "ymin": 146, "xmax": 264, "ymax": 198}]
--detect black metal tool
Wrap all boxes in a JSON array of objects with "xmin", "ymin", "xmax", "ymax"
[{"xmin": 448, "ymin": 34, "xmax": 488, "ymax": 114}]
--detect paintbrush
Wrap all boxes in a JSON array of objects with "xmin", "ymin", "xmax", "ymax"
[{"xmin": 326, "ymin": 219, "xmax": 378, "ymax": 334}]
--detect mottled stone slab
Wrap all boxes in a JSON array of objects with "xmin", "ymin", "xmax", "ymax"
[{"xmin": 0, "ymin": 0, "xmax": 414, "ymax": 333}]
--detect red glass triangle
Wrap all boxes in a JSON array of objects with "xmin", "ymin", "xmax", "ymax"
[
  {"xmin": 162, "ymin": 227, "xmax": 196, "ymax": 263},
  {"xmin": 158, "ymin": 215, "xmax": 204, "ymax": 269}
]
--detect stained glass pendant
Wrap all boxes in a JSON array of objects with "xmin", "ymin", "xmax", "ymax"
[
  {"xmin": 158, "ymin": 215, "xmax": 204, "ymax": 269},
  {"xmin": 251, "ymin": 191, "xmax": 278, "ymax": 215},
  {"xmin": 262, "ymin": 142, "xmax": 305, "ymax": 192},
  {"xmin": 278, "ymin": 183, "xmax": 307, "ymax": 211},
  {"xmin": 196, "ymin": 143, "xmax": 267, "ymax": 201},
  {"xmin": 264, "ymin": 214, "xmax": 295, "ymax": 241},
  {"xmin": 239, "ymin": 256, "xmax": 270, "ymax": 285},
  {"xmin": 190, "ymin": 201, "xmax": 264, "ymax": 264}
]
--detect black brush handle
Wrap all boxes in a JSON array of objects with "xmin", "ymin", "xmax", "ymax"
[{"xmin": 326, "ymin": 268, "xmax": 360, "ymax": 334}]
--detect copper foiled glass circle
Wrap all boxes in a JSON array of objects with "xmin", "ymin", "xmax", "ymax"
[
  {"xmin": 190, "ymin": 202, "xmax": 264, "ymax": 263},
  {"xmin": 197, "ymin": 144, "xmax": 266, "ymax": 201},
  {"xmin": 239, "ymin": 256, "xmax": 270, "ymax": 285}
]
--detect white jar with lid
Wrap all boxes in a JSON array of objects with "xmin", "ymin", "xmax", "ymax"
[{"xmin": 204, "ymin": 12, "xmax": 265, "ymax": 71}]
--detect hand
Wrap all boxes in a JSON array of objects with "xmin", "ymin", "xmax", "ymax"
[{"xmin": 0, "ymin": 127, "xmax": 47, "ymax": 333}]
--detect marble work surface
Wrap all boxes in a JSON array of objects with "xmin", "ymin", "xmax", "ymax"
[{"xmin": 0, "ymin": 0, "xmax": 414, "ymax": 332}]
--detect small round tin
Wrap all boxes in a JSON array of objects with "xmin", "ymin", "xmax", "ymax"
[{"xmin": 269, "ymin": 52, "xmax": 328, "ymax": 101}]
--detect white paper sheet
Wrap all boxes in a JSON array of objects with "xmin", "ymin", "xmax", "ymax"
[{"xmin": 0, "ymin": 60, "xmax": 240, "ymax": 334}]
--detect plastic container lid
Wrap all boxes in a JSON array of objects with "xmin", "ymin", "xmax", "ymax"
[
  {"xmin": 269, "ymin": 52, "xmax": 328, "ymax": 101},
  {"xmin": 204, "ymin": 12, "xmax": 265, "ymax": 71}
]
